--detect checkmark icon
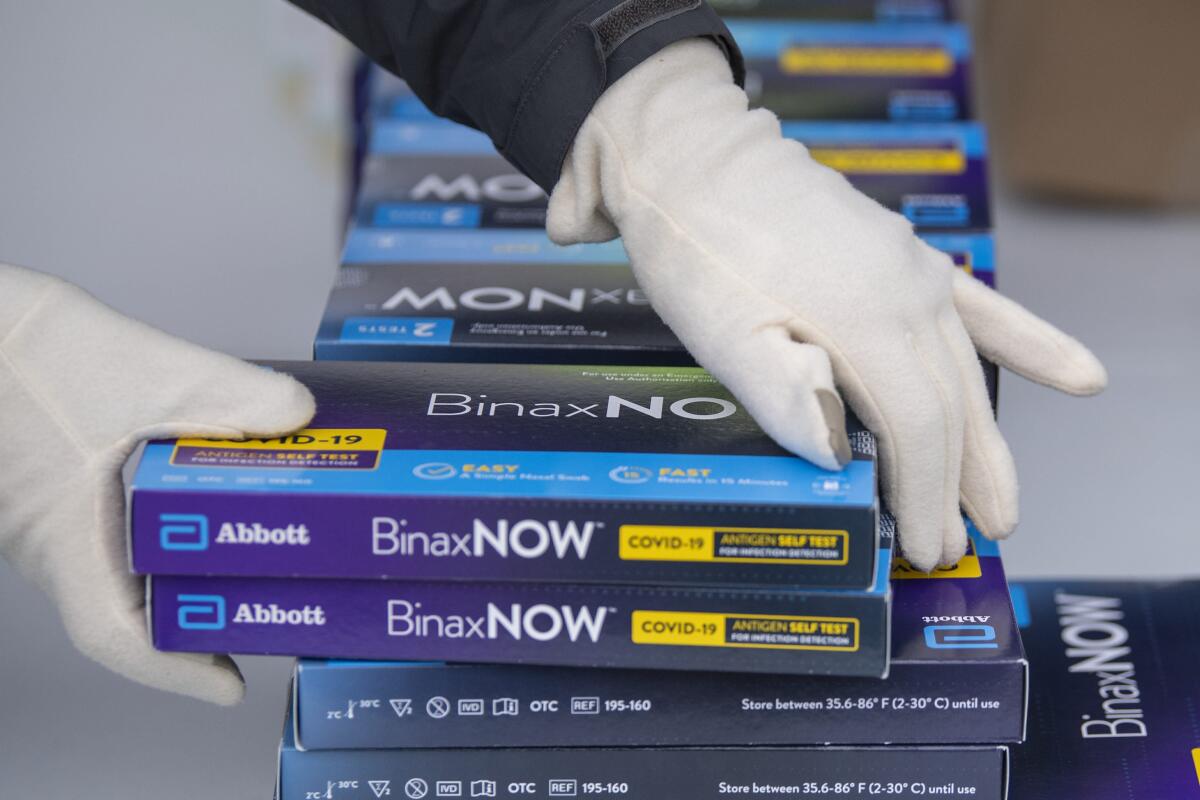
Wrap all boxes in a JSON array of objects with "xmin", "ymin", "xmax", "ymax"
[{"xmin": 413, "ymin": 462, "xmax": 458, "ymax": 480}]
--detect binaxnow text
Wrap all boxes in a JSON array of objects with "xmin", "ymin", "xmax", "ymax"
[
  {"xmin": 387, "ymin": 600, "xmax": 611, "ymax": 643},
  {"xmin": 373, "ymin": 517, "xmax": 598, "ymax": 560},
  {"xmin": 1055, "ymin": 591, "xmax": 1146, "ymax": 739}
]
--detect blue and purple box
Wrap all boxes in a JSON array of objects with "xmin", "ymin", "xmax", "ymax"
[
  {"xmin": 317, "ymin": 228, "xmax": 994, "ymax": 405},
  {"xmin": 277, "ymin": 721, "xmax": 1008, "ymax": 800},
  {"xmin": 354, "ymin": 118, "xmax": 990, "ymax": 235},
  {"xmin": 728, "ymin": 21, "xmax": 972, "ymax": 121},
  {"xmin": 1008, "ymin": 580, "xmax": 1200, "ymax": 799},
  {"xmin": 151, "ymin": 561, "xmax": 890, "ymax": 676},
  {"xmin": 132, "ymin": 361, "xmax": 880, "ymax": 590},
  {"xmin": 289, "ymin": 531, "xmax": 1024, "ymax": 749}
]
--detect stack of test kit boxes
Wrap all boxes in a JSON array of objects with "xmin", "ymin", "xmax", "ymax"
[
  {"xmin": 129, "ymin": 361, "xmax": 1025, "ymax": 799},
  {"xmin": 134, "ymin": 360, "xmax": 889, "ymax": 677},
  {"xmin": 126, "ymin": 2, "xmax": 1028, "ymax": 798}
]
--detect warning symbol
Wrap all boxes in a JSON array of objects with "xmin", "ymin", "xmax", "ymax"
[
  {"xmin": 390, "ymin": 698, "xmax": 413, "ymax": 718},
  {"xmin": 426, "ymin": 696, "xmax": 451, "ymax": 719}
]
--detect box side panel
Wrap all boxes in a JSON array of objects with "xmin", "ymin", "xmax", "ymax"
[
  {"xmin": 153, "ymin": 575, "xmax": 888, "ymax": 677},
  {"xmin": 132, "ymin": 488, "xmax": 878, "ymax": 588},
  {"xmin": 278, "ymin": 743, "xmax": 1006, "ymax": 800},
  {"xmin": 294, "ymin": 657, "xmax": 1024, "ymax": 749}
]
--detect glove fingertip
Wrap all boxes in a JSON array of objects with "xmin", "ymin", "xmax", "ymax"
[
  {"xmin": 939, "ymin": 516, "xmax": 970, "ymax": 569},
  {"xmin": 897, "ymin": 529, "xmax": 941, "ymax": 574},
  {"xmin": 1057, "ymin": 344, "xmax": 1108, "ymax": 397}
]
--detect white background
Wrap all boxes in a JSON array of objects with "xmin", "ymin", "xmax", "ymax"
[{"xmin": 2, "ymin": 1, "xmax": 1198, "ymax": 797}]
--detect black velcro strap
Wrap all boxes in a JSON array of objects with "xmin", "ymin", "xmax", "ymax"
[
  {"xmin": 502, "ymin": 0, "xmax": 743, "ymax": 193},
  {"xmin": 592, "ymin": 0, "xmax": 701, "ymax": 57}
]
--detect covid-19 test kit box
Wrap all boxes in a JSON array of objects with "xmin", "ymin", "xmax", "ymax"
[
  {"xmin": 317, "ymin": 228, "xmax": 994, "ymax": 385},
  {"xmin": 290, "ymin": 531, "xmax": 1024, "ymax": 749},
  {"xmin": 354, "ymin": 119, "xmax": 989, "ymax": 234},
  {"xmin": 277, "ymin": 721, "xmax": 1008, "ymax": 800},
  {"xmin": 728, "ymin": 21, "xmax": 972, "ymax": 121},
  {"xmin": 1008, "ymin": 580, "xmax": 1200, "ymax": 799},
  {"xmin": 782, "ymin": 121, "xmax": 989, "ymax": 230},
  {"xmin": 132, "ymin": 361, "xmax": 880, "ymax": 589}
]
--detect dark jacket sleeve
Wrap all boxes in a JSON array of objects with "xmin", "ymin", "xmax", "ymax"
[{"xmin": 286, "ymin": 0, "xmax": 744, "ymax": 192}]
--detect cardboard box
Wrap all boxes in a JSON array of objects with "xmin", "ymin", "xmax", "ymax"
[
  {"xmin": 727, "ymin": 21, "xmax": 972, "ymax": 121},
  {"xmin": 1008, "ymin": 579, "xmax": 1200, "ymax": 798},
  {"xmin": 131, "ymin": 361, "xmax": 881, "ymax": 590},
  {"xmin": 979, "ymin": 1, "xmax": 1200, "ymax": 206},
  {"xmin": 276, "ymin": 718, "xmax": 1008, "ymax": 800},
  {"xmin": 291, "ymin": 532, "xmax": 1025, "ymax": 749}
]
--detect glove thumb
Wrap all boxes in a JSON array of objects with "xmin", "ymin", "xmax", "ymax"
[{"xmin": 40, "ymin": 473, "xmax": 247, "ymax": 706}]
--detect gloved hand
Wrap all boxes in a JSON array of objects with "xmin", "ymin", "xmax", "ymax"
[
  {"xmin": 0, "ymin": 265, "xmax": 315, "ymax": 703},
  {"xmin": 547, "ymin": 40, "xmax": 1106, "ymax": 571}
]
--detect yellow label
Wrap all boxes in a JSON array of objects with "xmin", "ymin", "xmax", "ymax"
[
  {"xmin": 632, "ymin": 610, "xmax": 859, "ymax": 652},
  {"xmin": 809, "ymin": 148, "xmax": 966, "ymax": 175},
  {"xmin": 174, "ymin": 428, "xmax": 386, "ymax": 452},
  {"xmin": 171, "ymin": 428, "xmax": 387, "ymax": 470},
  {"xmin": 619, "ymin": 526, "xmax": 848, "ymax": 565},
  {"xmin": 892, "ymin": 539, "xmax": 982, "ymax": 580},
  {"xmin": 781, "ymin": 46, "xmax": 953, "ymax": 76},
  {"xmin": 1192, "ymin": 748, "xmax": 1200, "ymax": 787}
]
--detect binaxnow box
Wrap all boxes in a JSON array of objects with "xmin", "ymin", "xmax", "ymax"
[
  {"xmin": 316, "ymin": 229, "xmax": 996, "ymax": 406},
  {"xmin": 354, "ymin": 119, "xmax": 990, "ymax": 234},
  {"xmin": 781, "ymin": 121, "xmax": 990, "ymax": 231},
  {"xmin": 131, "ymin": 361, "xmax": 880, "ymax": 589},
  {"xmin": 277, "ymin": 718, "xmax": 1008, "ymax": 800},
  {"xmin": 729, "ymin": 20, "xmax": 972, "ymax": 121},
  {"xmin": 151, "ymin": 555, "xmax": 889, "ymax": 676},
  {"xmin": 291, "ymin": 530, "xmax": 1025, "ymax": 749},
  {"xmin": 1007, "ymin": 579, "xmax": 1200, "ymax": 800}
]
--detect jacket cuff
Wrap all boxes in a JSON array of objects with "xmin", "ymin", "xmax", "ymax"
[{"xmin": 501, "ymin": 0, "xmax": 744, "ymax": 193}]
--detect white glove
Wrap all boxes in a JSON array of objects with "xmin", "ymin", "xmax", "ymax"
[
  {"xmin": 547, "ymin": 40, "xmax": 1106, "ymax": 571},
  {"xmin": 0, "ymin": 265, "xmax": 315, "ymax": 704}
]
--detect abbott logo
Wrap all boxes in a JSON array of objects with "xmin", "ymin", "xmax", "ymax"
[
  {"xmin": 160, "ymin": 514, "xmax": 209, "ymax": 551},
  {"xmin": 177, "ymin": 594, "xmax": 226, "ymax": 630},
  {"xmin": 924, "ymin": 624, "xmax": 998, "ymax": 649}
]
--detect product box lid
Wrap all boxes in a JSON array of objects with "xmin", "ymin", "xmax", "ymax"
[{"xmin": 132, "ymin": 361, "xmax": 875, "ymax": 509}]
